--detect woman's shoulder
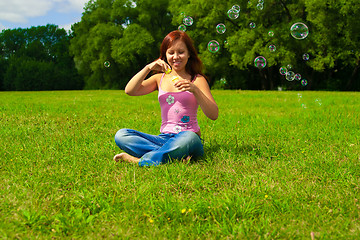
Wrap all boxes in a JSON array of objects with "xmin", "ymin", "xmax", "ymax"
[
  {"xmin": 193, "ymin": 74, "xmax": 207, "ymax": 83},
  {"xmin": 147, "ymin": 72, "xmax": 164, "ymax": 83},
  {"xmin": 149, "ymin": 72, "xmax": 164, "ymax": 79}
]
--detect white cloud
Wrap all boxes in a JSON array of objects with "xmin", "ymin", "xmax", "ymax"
[
  {"xmin": 69, "ymin": 0, "xmax": 89, "ymax": 12},
  {"xmin": 0, "ymin": 0, "xmax": 53, "ymax": 23},
  {"xmin": 54, "ymin": 0, "xmax": 89, "ymax": 13},
  {"xmin": 0, "ymin": 0, "xmax": 88, "ymax": 23},
  {"xmin": 59, "ymin": 22, "xmax": 73, "ymax": 32}
]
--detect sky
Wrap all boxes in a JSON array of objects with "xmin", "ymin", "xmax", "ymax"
[{"xmin": 0, "ymin": 0, "xmax": 89, "ymax": 32}]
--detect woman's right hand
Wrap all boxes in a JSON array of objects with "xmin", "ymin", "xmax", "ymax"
[
  {"xmin": 147, "ymin": 59, "xmax": 171, "ymax": 73},
  {"xmin": 125, "ymin": 59, "xmax": 169, "ymax": 96}
]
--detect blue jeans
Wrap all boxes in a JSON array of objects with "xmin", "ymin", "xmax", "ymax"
[{"xmin": 114, "ymin": 129, "xmax": 204, "ymax": 166}]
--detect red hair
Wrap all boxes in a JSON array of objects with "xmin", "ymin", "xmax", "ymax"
[{"xmin": 159, "ymin": 30, "xmax": 205, "ymax": 80}]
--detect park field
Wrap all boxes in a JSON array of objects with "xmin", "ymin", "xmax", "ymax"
[{"xmin": 0, "ymin": 90, "xmax": 359, "ymax": 239}]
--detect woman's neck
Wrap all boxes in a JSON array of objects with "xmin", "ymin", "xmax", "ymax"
[{"xmin": 171, "ymin": 70, "xmax": 191, "ymax": 79}]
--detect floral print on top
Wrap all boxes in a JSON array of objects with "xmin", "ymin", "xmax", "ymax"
[
  {"xmin": 173, "ymin": 125, "xmax": 182, "ymax": 133},
  {"xmin": 181, "ymin": 116, "xmax": 190, "ymax": 123},
  {"xmin": 166, "ymin": 95, "xmax": 175, "ymax": 105}
]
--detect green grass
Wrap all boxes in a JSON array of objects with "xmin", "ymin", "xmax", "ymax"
[{"xmin": 1, "ymin": 90, "xmax": 359, "ymax": 239}]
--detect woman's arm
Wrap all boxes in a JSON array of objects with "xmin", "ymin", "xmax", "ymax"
[
  {"xmin": 125, "ymin": 59, "xmax": 170, "ymax": 96},
  {"xmin": 174, "ymin": 76, "xmax": 218, "ymax": 120}
]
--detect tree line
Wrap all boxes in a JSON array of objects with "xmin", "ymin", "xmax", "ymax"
[
  {"xmin": 1, "ymin": 0, "xmax": 359, "ymax": 91},
  {"xmin": 0, "ymin": 24, "xmax": 83, "ymax": 91}
]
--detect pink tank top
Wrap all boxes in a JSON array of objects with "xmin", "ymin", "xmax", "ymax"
[{"xmin": 158, "ymin": 73, "xmax": 200, "ymax": 134}]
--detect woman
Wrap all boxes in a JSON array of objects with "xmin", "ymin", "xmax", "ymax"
[{"xmin": 114, "ymin": 30, "xmax": 218, "ymax": 166}]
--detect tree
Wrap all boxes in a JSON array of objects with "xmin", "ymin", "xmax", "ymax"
[
  {"xmin": 70, "ymin": 0, "xmax": 174, "ymax": 89},
  {"xmin": 70, "ymin": 0, "xmax": 120, "ymax": 89},
  {"xmin": 304, "ymin": 0, "xmax": 360, "ymax": 90},
  {"xmin": 69, "ymin": 0, "xmax": 359, "ymax": 90},
  {"xmin": 167, "ymin": 0, "xmax": 359, "ymax": 90},
  {"xmin": 1, "ymin": 24, "xmax": 83, "ymax": 91}
]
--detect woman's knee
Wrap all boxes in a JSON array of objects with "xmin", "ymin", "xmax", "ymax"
[
  {"xmin": 114, "ymin": 128, "xmax": 131, "ymax": 146},
  {"xmin": 177, "ymin": 131, "xmax": 201, "ymax": 144},
  {"xmin": 176, "ymin": 131, "xmax": 203, "ymax": 155}
]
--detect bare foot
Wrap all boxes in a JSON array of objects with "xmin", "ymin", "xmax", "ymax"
[
  {"xmin": 182, "ymin": 155, "xmax": 192, "ymax": 164},
  {"xmin": 113, "ymin": 153, "xmax": 140, "ymax": 164}
]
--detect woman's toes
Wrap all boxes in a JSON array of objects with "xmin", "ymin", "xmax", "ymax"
[
  {"xmin": 182, "ymin": 155, "xmax": 192, "ymax": 164},
  {"xmin": 113, "ymin": 153, "xmax": 124, "ymax": 162}
]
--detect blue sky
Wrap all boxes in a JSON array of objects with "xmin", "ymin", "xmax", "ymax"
[{"xmin": 0, "ymin": 0, "xmax": 88, "ymax": 32}]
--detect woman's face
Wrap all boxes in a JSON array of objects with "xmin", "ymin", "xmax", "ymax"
[{"xmin": 166, "ymin": 39, "xmax": 190, "ymax": 72}]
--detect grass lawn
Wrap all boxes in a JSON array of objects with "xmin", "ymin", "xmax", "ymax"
[{"xmin": 0, "ymin": 90, "xmax": 359, "ymax": 239}]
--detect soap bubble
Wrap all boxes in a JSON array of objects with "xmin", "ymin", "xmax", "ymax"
[
  {"xmin": 183, "ymin": 16, "xmax": 193, "ymax": 26},
  {"xmin": 279, "ymin": 66, "xmax": 287, "ymax": 75},
  {"xmin": 269, "ymin": 44, "xmax": 276, "ymax": 52},
  {"xmin": 286, "ymin": 71, "xmax": 295, "ymax": 81},
  {"xmin": 315, "ymin": 98, "xmax": 322, "ymax": 106},
  {"xmin": 254, "ymin": 56, "xmax": 267, "ymax": 69},
  {"xmin": 268, "ymin": 30, "xmax": 274, "ymax": 37},
  {"xmin": 249, "ymin": 22, "xmax": 256, "ymax": 29},
  {"xmin": 208, "ymin": 40, "xmax": 220, "ymax": 53},
  {"xmin": 232, "ymin": 4, "xmax": 241, "ymax": 13},
  {"xmin": 104, "ymin": 61, "xmax": 111, "ymax": 68},
  {"xmin": 256, "ymin": 3, "xmax": 264, "ymax": 10},
  {"xmin": 297, "ymin": 93, "xmax": 302, "ymax": 100},
  {"xmin": 287, "ymin": 64, "xmax": 293, "ymax": 70},
  {"xmin": 224, "ymin": 40, "xmax": 229, "ymax": 46},
  {"xmin": 290, "ymin": 22, "xmax": 309, "ymax": 40},
  {"xmin": 216, "ymin": 23, "xmax": 226, "ymax": 34},
  {"xmin": 227, "ymin": 9, "xmax": 239, "ymax": 19},
  {"xmin": 178, "ymin": 24, "xmax": 187, "ymax": 32},
  {"xmin": 294, "ymin": 73, "xmax": 302, "ymax": 81},
  {"xmin": 301, "ymin": 79, "xmax": 308, "ymax": 86},
  {"xmin": 303, "ymin": 53, "xmax": 310, "ymax": 61}
]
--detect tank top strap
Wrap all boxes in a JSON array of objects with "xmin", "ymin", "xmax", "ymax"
[
  {"xmin": 159, "ymin": 73, "xmax": 166, "ymax": 87},
  {"xmin": 191, "ymin": 74, "xmax": 199, "ymax": 83}
]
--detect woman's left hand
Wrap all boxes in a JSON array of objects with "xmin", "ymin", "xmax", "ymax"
[{"xmin": 174, "ymin": 79, "xmax": 197, "ymax": 93}]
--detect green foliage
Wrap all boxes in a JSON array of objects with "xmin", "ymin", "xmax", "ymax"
[
  {"xmin": 165, "ymin": 0, "xmax": 360, "ymax": 90},
  {"xmin": 4, "ymin": 58, "xmax": 55, "ymax": 91},
  {"xmin": 70, "ymin": 0, "xmax": 174, "ymax": 89},
  {"xmin": 0, "ymin": 25, "xmax": 83, "ymax": 91},
  {"xmin": 0, "ymin": 58, "xmax": 8, "ymax": 91},
  {"xmin": 111, "ymin": 23, "xmax": 155, "ymax": 68},
  {"xmin": 2, "ymin": 0, "xmax": 360, "ymax": 90}
]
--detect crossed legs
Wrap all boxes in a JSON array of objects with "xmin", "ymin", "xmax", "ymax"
[{"xmin": 114, "ymin": 129, "xmax": 203, "ymax": 166}]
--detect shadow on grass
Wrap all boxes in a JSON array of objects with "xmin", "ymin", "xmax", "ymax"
[{"xmin": 192, "ymin": 138, "xmax": 261, "ymax": 164}]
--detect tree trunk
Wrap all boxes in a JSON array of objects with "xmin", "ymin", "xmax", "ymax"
[
  {"xmin": 345, "ymin": 58, "xmax": 360, "ymax": 90},
  {"xmin": 259, "ymin": 69, "xmax": 267, "ymax": 90}
]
